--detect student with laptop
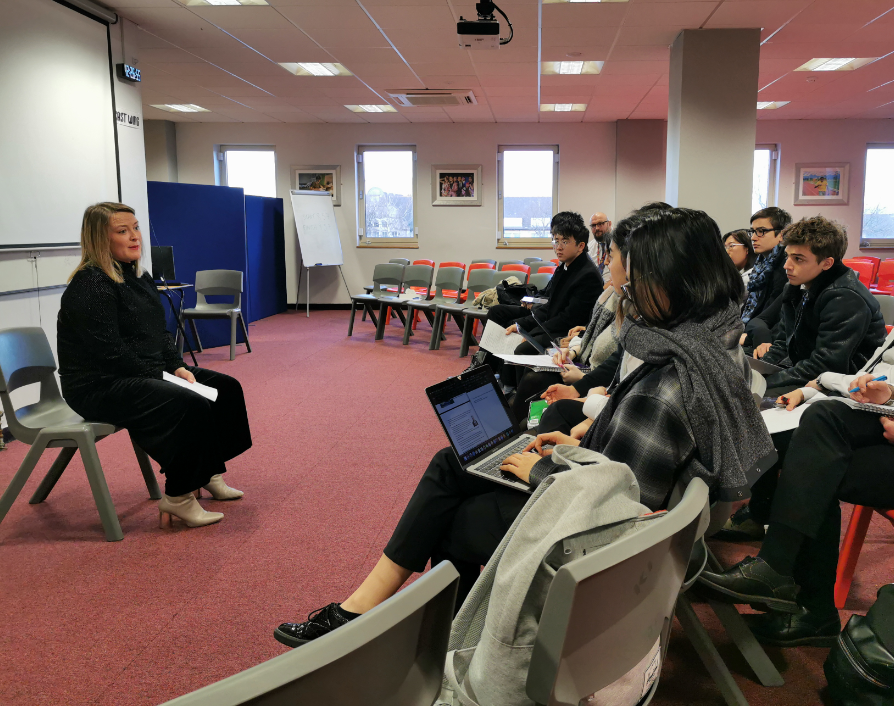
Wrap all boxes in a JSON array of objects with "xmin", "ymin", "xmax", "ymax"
[
  {"xmin": 750, "ymin": 216, "xmax": 886, "ymax": 397},
  {"xmin": 272, "ymin": 207, "xmax": 772, "ymax": 648}
]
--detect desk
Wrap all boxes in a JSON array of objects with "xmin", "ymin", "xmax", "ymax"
[{"xmin": 157, "ymin": 283, "xmax": 196, "ymax": 366}]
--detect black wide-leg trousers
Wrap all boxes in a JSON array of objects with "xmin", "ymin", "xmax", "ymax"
[
  {"xmin": 482, "ymin": 304, "xmax": 553, "ymax": 388},
  {"xmin": 384, "ymin": 447, "xmax": 530, "ymax": 606},
  {"xmin": 765, "ymin": 401, "xmax": 894, "ymax": 612},
  {"xmin": 67, "ymin": 367, "xmax": 252, "ymax": 496}
]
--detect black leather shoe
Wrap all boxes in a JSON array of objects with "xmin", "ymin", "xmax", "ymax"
[
  {"xmin": 713, "ymin": 505, "xmax": 765, "ymax": 542},
  {"xmin": 274, "ymin": 603, "xmax": 356, "ymax": 648},
  {"xmin": 743, "ymin": 607, "xmax": 841, "ymax": 647},
  {"xmin": 699, "ymin": 556, "xmax": 800, "ymax": 613}
]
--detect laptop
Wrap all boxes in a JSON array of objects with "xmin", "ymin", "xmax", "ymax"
[
  {"xmin": 426, "ymin": 365, "xmax": 535, "ymax": 493},
  {"xmin": 151, "ymin": 246, "xmax": 179, "ymax": 284},
  {"xmin": 747, "ymin": 356, "xmax": 785, "ymax": 376}
]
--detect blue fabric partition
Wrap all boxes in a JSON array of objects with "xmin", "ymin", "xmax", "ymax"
[
  {"xmin": 245, "ymin": 195, "xmax": 287, "ymax": 321},
  {"xmin": 147, "ymin": 181, "xmax": 249, "ymax": 351}
]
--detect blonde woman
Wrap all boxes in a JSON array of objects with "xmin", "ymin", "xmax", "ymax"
[{"xmin": 57, "ymin": 203, "xmax": 251, "ymax": 529}]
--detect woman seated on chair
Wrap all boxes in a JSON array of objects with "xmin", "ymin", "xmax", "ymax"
[
  {"xmin": 272, "ymin": 207, "xmax": 773, "ymax": 648},
  {"xmin": 57, "ymin": 202, "xmax": 252, "ymax": 529}
]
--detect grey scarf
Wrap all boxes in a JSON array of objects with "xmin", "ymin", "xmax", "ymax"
[
  {"xmin": 585, "ymin": 302, "xmax": 773, "ymax": 499},
  {"xmin": 576, "ymin": 292, "xmax": 617, "ymax": 364}
]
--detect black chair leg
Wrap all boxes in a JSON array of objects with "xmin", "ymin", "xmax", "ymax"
[
  {"xmin": 348, "ymin": 300, "xmax": 357, "ymax": 336},
  {"xmin": 238, "ymin": 314, "xmax": 252, "ymax": 353},
  {"xmin": 375, "ymin": 302, "xmax": 388, "ymax": 340},
  {"xmin": 188, "ymin": 318, "xmax": 203, "ymax": 352}
]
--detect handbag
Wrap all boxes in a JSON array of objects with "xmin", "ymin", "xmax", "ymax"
[{"xmin": 824, "ymin": 584, "xmax": 894, "ymax": 705}]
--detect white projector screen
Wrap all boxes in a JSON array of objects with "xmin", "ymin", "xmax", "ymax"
[{"xmin": 0, "ymin": 0, "xmax": 119, "ymax": 250}]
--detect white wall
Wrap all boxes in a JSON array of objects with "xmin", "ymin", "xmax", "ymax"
[
  {"xmin": 173, "ymin": 122, "xmax": 618, "ymax": 305},
  {"xmin": 756, "ymin": 119, "xmax": 894, "ymax": 259}
]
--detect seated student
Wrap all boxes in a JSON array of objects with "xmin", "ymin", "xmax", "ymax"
[
  {"xmin": 483, "ymin": 212, "xmax": 603, "ymax": 389},
  {"xmin": 752, "ymin": 216, "xmax": 886, "ymax": 397},
  {"xmin": 724, "ymin": 229, "xmax": 757, "ymax": 288},
  {"xmin": 272, "ymin": 207, "xmax": 772, "ymax": 648},
  {"xmin": 740, "ymin": 207, "xmax": 791, "ymax": 328},
  {"xmin": 57, "ymin": 203, "xmax": 251, "ymax": 529},
  {"xmin": 701, "ymin": 361, "xmax": 894, "ymax": 646}
]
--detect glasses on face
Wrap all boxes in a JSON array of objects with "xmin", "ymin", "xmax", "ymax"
[
  {"xmin": 590, "ymin": 221, "xmax": 609, "ymax": 229},
  {"xmin": 724, "ymin": 243, "xmax": 745, "ymax": 251},
  {"xmin": 748, "ymin": 227, "xmax": 777, "ymax": 238},
  {"xmin": 552, "ymin": 237, "xmax": 573, "ymax": 248}
]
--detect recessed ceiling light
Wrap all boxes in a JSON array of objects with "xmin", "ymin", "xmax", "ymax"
[
  {"xmin": 757, "ymin": 101, "xmax": 790, "ymax": 109},
  {"xmin": 150, "ymin": 104, "xmax": 210, "ymax": 113},
  {"xmin": 279, "ymin": 62, "xmax": 351, "ymax": 77},
  {"xmin": 795, "ymin": 57, "xmax": 878, "ymax": 72},
  {"xmin": 540, "ymin": 103, "xmax": 587, "ymax": 111},
  {"xmin": 541, "ymin": 61, "xmax": 603, "ymax": 75},
  {"xmin": 185, "ymin": 0, "xmax": 269, "ymax": 5},
  {"xmin": 346, "ymin": 104, "xmax": 397, "ymax": 113}
]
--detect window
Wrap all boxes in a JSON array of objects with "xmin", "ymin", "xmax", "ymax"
[
  {"xmin": 357, "ymin": 145, "xmax": 417, "ymax": 246},
  {"xmin": 220, "ymin": 145, "xmax": 276, "ymax": 198},
  {"xmin": 498, "ymin": 145, "xmax": 559, "ymax": 245},
  {"xmin": 862, "ymin": 145, "xmax": 894, "ymax": 243},
  {"xmin": 752, "ymin": 145, "xmax": 778, "ymax": 214}
]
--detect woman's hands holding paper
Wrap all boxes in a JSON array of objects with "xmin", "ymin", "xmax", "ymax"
[{"xmin": 174, "ymin": 367, "xmax": 196, "ymax": 384}]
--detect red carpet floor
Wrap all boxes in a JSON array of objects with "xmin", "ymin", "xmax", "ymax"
[{"xmin": 1, "ymin": 309, "xmax": 891, "ymax": 705}]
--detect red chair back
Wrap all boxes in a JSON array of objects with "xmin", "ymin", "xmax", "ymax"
[
  {"xmin": 536, "ymin": 265, "xmax": 557, "ymax": 274},
  {"xmin": 550, "ymin": 259, "xmax": 560, "ymax": 265},
  {"xmin": 875, "ymin": 260, "xmax": 894, "ymax": 294},
  {"xmin": 413, "ymin": 259, "xmax": 435, "ymax": 267},
  {"xmin": 851, "ymin": 256, "xmax": 880, "ymax": 282},
  {"xmin": 843, "ymin": 259, "xmax": 873, "ymax": 287},
  {"xmin": 439, "ymin": 261, "xmax": 466, "ymax": 270},
  {"xmin": 468, "ymin": 262, "xmax": 495, "ymax": 272},
  {"xmin": 501, "ymin": 264, "xmax": 530, "ymax": 284}
]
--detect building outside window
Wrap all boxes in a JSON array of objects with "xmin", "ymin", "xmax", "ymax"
[
  {"xmin": 498, "ymin": 145, "xmax": 559, "ymax": 245},
  {"xmin": 752, "ymin": 145, "xmax": 778, "ymax": 214},
  {"xmin": 862, "ymin": 145, "xmax": 894, "ymax": 242},
  {"xmin": 357, "ymin": 145, "xmax": 417, "ymax": 245}
]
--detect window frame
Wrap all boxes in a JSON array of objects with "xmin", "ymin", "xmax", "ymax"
[
  {"xmin": 860, "ymin": 143, "xmax": 894, "ymax": 248},
  {"xmin": 218, "ymin": 144, "xmax": 278, "ymax": 198},
  {"xmin": 753, "ymin": 144, "xmax": 779, "ymax": 212},
  {"xmin": 356, "ymin": 144, "xmax": 418, "ymax": 249},
  {"xmin": 497, "ymin": 144, "xmax": 559, "ymax": 248}
]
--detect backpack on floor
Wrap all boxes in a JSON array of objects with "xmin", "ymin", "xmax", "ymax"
[{"xmin": 824, "ymin": 583, "xmax": 894, "ymax": 706}]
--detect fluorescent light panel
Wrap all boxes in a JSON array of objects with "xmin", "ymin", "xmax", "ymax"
[
  {"xmin": 279, "ymin": 62, "xmax": 351, "ymax": 77},
  {"xmin": 795, "ymin": 57, "xmax": 877, "ymax": 72},
  {"xmin": 757, "ymin": 101, "xmax": 790, "ymax": 109},
  {"xmin": 558, "ymin": 61, "xmax": 584, "ymax": 74},
  {"xmin": 185, "ymin": 0, "xmax": 269, "ymax": 5},
  {"xmin": 346, "ymin": 104, "xmax": 397, "ymax": 113},
  {"xmin": 150, "ymin": 104, "xmax": 209, "ymax": 113},
  {"xmin": 540, "ymin": 103, "xmax": 587, "ymax": 112},
  {"xmin": 540, "ymin": 61, "xmax": 603, "ymax": 75}
]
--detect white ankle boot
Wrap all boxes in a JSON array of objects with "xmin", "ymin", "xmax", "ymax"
[
  {"xmin": 159, "ymin": 493, "xmax": 224, "ymax": 528},
  {"xmin": 199, "ymin": 474, "xmax": 244, "ymax": 501}
]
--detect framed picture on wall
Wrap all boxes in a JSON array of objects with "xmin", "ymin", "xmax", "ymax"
[
  {"xmin": 292, "ymin": 165, "xmax": 341, "ymax": 206},
  {"xmin": 431, "ymin": 165, "xmax": 482, "ymax": 206},
  {"xmin": 793, "ymin": 162, "xmax": 849, "ymax": 205}
]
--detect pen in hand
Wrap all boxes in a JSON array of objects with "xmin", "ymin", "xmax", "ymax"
[{"xmin": 849, "ymin": 375, "xmax": 888, "ymax": 394}]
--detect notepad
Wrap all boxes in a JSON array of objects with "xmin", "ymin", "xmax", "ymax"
[
  {"xmin": 479, "ymin": 321, "xmax": 526, "ymax": 356},
  {"xmin": 496, "ymin": 354, "xmax": 560, "ymax": 369},
  {"xmin": 162, "ymin": 371, "xmax": 218, "ymax": 402}
]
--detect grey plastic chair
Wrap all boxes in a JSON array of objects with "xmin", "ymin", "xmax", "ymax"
[
  {"xmin": 470, "ymin": 259, "xmax": 496, "ymax": 267},
  {"xmin": 430, "ymin": 268, "xmax": 500, "ymax": 351},
  {"xmin": 529, "ymin": 272, "xmax": 552, "ymax": 291},
  {"xmin": 388, "ymin": 258, "xmax": 411, "ymax": 266},
  {"xmin": 348, "ymin": 263, "xmax": 406, "ymax": 337},
  {"xmin": 497, "ymin": 259, "xmax": 525, "ymax": 270},
  {"xmin": 459, "ymin": 270, "xmax": 506, "ymax": 357},
  {"xmin": 373, "ymin": 264, "xmax": 434, "ymax": 341},
  {"xmin": 0, "ymin": 327, "xmax": 160, "ymax": 542},
  {"xmin": 181, "ymin": 270, "xmax": 251, "ymax": 362},
  {"xmin": 402, "ymin": 267, "xmax": 464, "ymax": 348},
  {"xmin": 873, "ymin": 293, "xmax": 894, "ymax": 325},
  {"xmin": 526, "ymin": 478, "xmax": 710, "ymax": 706},
  {"xmin": 523, "ymin": 257, "xmax": 543, "ymax": 267},
  {"xmin": 159, "ymin": 561, "xmax": 460, "ymax": 706}
]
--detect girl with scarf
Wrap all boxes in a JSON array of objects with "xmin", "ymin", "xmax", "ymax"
[{"xmin": 272, "ymin": 208, "xmax": 774, "ymax": 648}]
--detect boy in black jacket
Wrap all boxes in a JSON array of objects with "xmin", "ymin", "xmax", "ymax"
[{"xmin": 755, "ymin": 216, "xmax": 886, "ymax": 396}]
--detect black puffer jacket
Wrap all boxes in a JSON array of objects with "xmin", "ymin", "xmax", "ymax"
[{"xmin": 762, "ymin": 262, "xmax": 887, "ymax": 388}]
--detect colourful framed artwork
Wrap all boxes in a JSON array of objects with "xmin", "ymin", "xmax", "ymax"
[
  {"xmin": 793, "ymin": 162, "xmax": 849, "ymax": 205},
  {"xmin": 431, "ymin": 165, "xmax": 482, "ymax": 206},
  {"xmin": 292, "ymin": 165, "xmax": 341, "ymax": 206}
]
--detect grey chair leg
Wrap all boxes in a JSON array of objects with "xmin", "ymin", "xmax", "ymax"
[
  {"xmin": 238, "ymin": 314, "xmax": 252, "ymax": 353},
  {"xmin": 131, "ymin": 438, "xmax": 161, "ymax": 500},
  {"xmin": 676, "ymin": 595, "xmax": 750, "ymax": 706},
  {"xmin": 348, "ymin": 300, "xmax": 357, "ymax": 336},
  {"xmin": 460, "ymin": 316, "xmax": 476, "ymax": 357},
  {"xmin": 403, "ymin": 306, "xmax": 415, "ymax": 345},
  {"xmin": 0, "ymin": 436, "xmax": 50, "ymax": 524},
  {"xmin": 707, "ymin": 600, "xmax": 784, "ymax": 687},
  {"xmin": 429, "ymin": 309, "xmax": 443, "ymax": 350},
  {"xmin": 229, "ymin": 313, "xmax": 237, "ymax": 361},
  {"xmin": 77, "ymin": 432, "xmax": 124, "ymax": 542},
  {"xmin": 29, "ymin": 447, "xmax": 77, "ymax": 504},
  {"xmin": 375, "ymin": 301, "xmax": 389, "ymax": 340},
  {"xmin": 188, "ymin": 318, "xmax": 203, "ymax": 352}
]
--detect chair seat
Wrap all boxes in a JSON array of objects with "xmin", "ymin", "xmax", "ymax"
[
  {"xmin": 408, "ymin": 297, "xmax": 454, "ymax": 311},
  {"xmin": 15, "ymin": 399, "xmax": 117, "ymax": 439},
  {"xmin": 462, "ymin": 307, "xmax": 489, "ymax": 320},
  {"xmin": 183, "ymin": 304, "xmax": 240, "ymax": 315}
]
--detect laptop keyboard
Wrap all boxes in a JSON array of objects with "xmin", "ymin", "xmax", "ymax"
[{"xmin": 471, "ymin": 435, "xmax": 535, "ymax": 477}]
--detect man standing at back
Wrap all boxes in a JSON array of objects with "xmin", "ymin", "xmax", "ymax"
[{"xmin": 588, "ymin": 212, "xmax": 612, "ymax": 283}]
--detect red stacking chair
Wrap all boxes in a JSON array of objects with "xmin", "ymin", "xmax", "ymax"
[
  {"xmin": 850, "ymin": 256, "xmax": 880, "ymax": 283},
  {"xmin": 843, "ymin": 259, "xmax": 874, "ymax": 288},
  {"xmin": 536, "ymin": 265, "xmax": 557, "ymax": 274},
  {"xmin": 501, "ymin": 263, "xmax": 530, "ymax": 284},
  {"xmin": 873, "ymin": 260, "xmax": 894, "ymax": 294},
  {"xmin": 550, "ymin": 258, "xmax": 560, "ymax": 265},
  {"xmin": 460, "ymin": 262, "xmax": 496, "ymax": 302},
  {"xmin": 835, "ymin": 505, "xmax": 894, "ymax": 609}
]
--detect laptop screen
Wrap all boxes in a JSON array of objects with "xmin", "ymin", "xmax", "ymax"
[
  {"xmin": 151, "ymin": 246, "xmax": 176, "ymax": 282},
  {"xmin": 429, "ymin": 370, "xmax": 517, "ymax": 465}
]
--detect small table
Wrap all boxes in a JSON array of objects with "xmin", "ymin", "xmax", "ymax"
[{"xmin": 157, "ymin": 283, "xmax": 196, "ymax": 366}]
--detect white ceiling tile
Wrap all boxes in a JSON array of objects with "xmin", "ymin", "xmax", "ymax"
[
  {"xmin": 107, "ymin": 0, "xmax": 181, "ymax": 7},
  {"xmin": 540, "ymin": 112, "xmax": 586, "ymax": 122},
  {"xmin": 404, "ymin": 113, "xmax": 453, "ymax": 122},
  {"xmin": 614, "ymin": 26, "xmax": 685, "ymax": 46},
  {"xmin": 541, "ymin": 3, "xmax": 629, "ymax": 28},
  {"xmin": 623, "ymin": 1, "xmax": 715, "ymax": 27},
  {"xmin": 262, "ymin": 111, "xmax": 326, "ymax": 122},
  {"xmin": 607, "ymin": 45, "xmax": 670, "ymax": 62},
  {"xmin": 118, "ymin": 6, "xmax": 211, "ymax": 30},
  {"xmin": 415, "ymin": 75, "xmax": 482, "ymax": 88},
  {"xmin": 360, "ymin": 112, "xmax": 410, "ymax": 122},
  {"xmin": 409, "ymin": 61, "xmax": 477, "ymax": 76},
  {"xmin": 381, "ymin": 27, "xmax": 465, "ymax": 48},
  {"xmin": 601, "ymin": 60, "xmax": 668, "ymax": 75},
  {"xmin": 189, "ymin": 6, "xmax": 289, "ymax": 31},
  {"xmin": 224, "ymin": 29, "xmax": 329, "ymax": 62},
  {"xmin": 541, "ymin": 26, "xmax": 618, "ymax": 47},
  {"xmin": 365, "ymin": 5, "xmax": 456, "ymax": 29},
  {"xmin": 138, "ymin": 47, "xmax": 206, "ymax": 63},
  {"xmin": 364, "ymin": 76, "xmax": 427, "ymax": 89}
]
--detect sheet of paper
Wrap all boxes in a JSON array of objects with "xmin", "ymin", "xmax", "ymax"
[
  {"xmin": 397, "ymin": 291, "xmax": 424, "ymax": 301},
  {"xmin": 760, "ymin": 392, "xmax": 826, "ymax": 434},
  {"xmin": 162, "ymin": 371, "xmax": 218, "ymax": 402},
  {"xmin": 478, "ymin": 320, "xmax": 526, "ymax": 356},
  {"xmin": 496, "ymin": 354, "xmax": 563, "ymax": 370}
]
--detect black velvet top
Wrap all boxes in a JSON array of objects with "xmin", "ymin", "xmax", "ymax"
[{"xmin": 57, "ymin": 262, "xmax": 184, "ymax": 399}]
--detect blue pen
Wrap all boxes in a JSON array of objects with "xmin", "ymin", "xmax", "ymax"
[{"xmin": 849, "ymin": 375, "xmax": 888, "ymax": 394}]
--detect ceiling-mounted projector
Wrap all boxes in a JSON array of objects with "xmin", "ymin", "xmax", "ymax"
[{"xmin": 458, "ymin": 1, "xmax": 513, "ymax": 50}]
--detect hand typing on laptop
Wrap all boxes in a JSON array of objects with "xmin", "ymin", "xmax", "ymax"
[{"xmin": 500, "ymin": 431, "xmax": 580, "ymax": 483}]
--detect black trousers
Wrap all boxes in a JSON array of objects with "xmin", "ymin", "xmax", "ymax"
[
  {"xmin": 66, "ymin": 367, "xmax": 252, "ymax": 496},
  {"xmin": 511, "ymin": 370, "xmax": 562, "ymax": 425},
  {"xmin": 537, "ymin": 398, "xmax": 589, "ymax": 435},
  {"xmin": 764, "ymin": 401, "xmax": 894, "ymax": 612},
  {"xmin": 383, "ymin": 447, "xmax": 530, "ymax": 607},
  {"xmin": 484, "ymin": 305, "xmax": 553, "ymax": 388}
]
